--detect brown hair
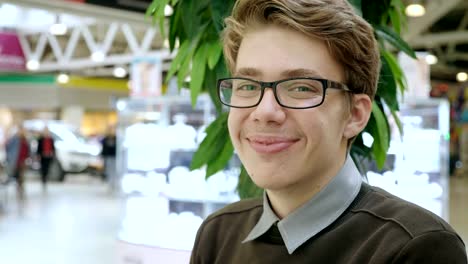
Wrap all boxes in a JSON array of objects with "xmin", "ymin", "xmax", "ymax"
[{"xmin": 222, "ymin": 0, "xmax": 381, "ymax": 100}]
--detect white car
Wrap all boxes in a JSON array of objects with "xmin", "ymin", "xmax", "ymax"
[{"xmin": 24, "ymin": 120, "xmax": 102, "ymax": 181}]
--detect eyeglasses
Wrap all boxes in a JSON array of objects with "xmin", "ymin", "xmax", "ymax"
[{"xmin": 217, "ymin": 77, "xmax": 352, "ymax": 109}]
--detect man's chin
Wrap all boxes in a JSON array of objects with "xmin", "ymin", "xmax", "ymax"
[{"xmin": 249, "ymin": 173, "xmax": 287, "ymax": 191}]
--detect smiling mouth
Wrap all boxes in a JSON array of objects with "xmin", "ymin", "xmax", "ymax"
[{"xmin": 247, "ymin": 137, "xmax": 299, "ymax": 154}]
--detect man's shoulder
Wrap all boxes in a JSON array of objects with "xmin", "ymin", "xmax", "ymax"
[
  {"xmin": 354, "ymin": 184, "xmax": 456, "ymax": 238},
  {"xmin": 204, "ymin": 198, "xmax": 263, "ymax": 224}
]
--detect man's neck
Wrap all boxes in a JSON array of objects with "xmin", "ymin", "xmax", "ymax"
[{"xmin": 266, "ymin": 154, "xmax": 347, "ymax": 219}]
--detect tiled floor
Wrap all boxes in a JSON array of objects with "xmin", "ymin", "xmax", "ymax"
[
  {"xmin": 0, "ymin": 174, "xmax": 467, "ymax": 263},
  {"xmin": 449, "ymin": 175, "xmax": 468, "ymax": 247},
  {"xmin": 0, "ymin": 174, "xmax": 122, "ymax": 264}
]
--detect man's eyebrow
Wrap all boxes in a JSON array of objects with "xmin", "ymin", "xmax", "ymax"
[
  {"xmin": 234, "ymin": 67, "xmax": 324, "ymax": 79},
  {"xmin": 281, "ymin": 68, "xmax": 324, "ymax": 78},
  {"xmin": 234, "ymin": 67, "xmax": 261, "ymax": 77}
]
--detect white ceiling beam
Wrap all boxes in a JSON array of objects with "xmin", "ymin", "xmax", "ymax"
[
  {"xmin": 81, "ymin": 25, "xmax": 98, "ymax": 51},
  {"xmin": 17, "ymin": 32, "xmax": 32, "ymax": 58},
  {"xmin": 404, "ymin": 0, "xmax": 462, "ymax": 41},
  {"xmin": 4, "ymin": 0, "xmax": 152, "ymax": 29},
  {"xmin": 31, "ymin": 50, "xmax": 171, "ymax": 72},
  {"xmin": 431, "ymin": 63, "xmax": 468, "ymax": 75},
  {"xmin": 33, "ymin": 33, "xmax": 48, "ymax": 60},
  {"xmin": 408, "ymin": 31, "xmax": 468, "ymax": 48},
  {"xmin": 101, "ymin": 23, "xmax": 119, "ymax": 55},
  {"xmin": 141, "ymin": 28, "xmax": 157, "ymax": 52},
  {"xmin": 447, "ymin": 12, "xmax": 468, "ymax": 55},
  {"xmin": 46, "ymin": 34, "xmax": 64, "ymax": 62},
  {"xmin": 122, "ymin": 24, "xmax": 158, "ymax": 54},
  {"xmin": 63, "ymin": 27, "xmax": 81, "ymax": 60},
  {"xmin": 445, "ymin": 52, "xmax": 468, "ymax": 61},
  {"xmin": 121, "ymin": 23, "xmax": 140, "ymax": 53}
]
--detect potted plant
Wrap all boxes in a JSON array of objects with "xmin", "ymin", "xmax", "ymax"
[{"xmin": 148, "ymin": 0, "xmax": 416, "ymax": 198}]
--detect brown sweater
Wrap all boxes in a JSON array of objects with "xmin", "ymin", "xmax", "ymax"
[{"xmin": 190, "ymin": 183, "xmax": 467, "ymax": 263}]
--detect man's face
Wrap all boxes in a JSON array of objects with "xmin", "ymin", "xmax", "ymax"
[{"xmin": 228, "ymin": 25, "xmax": 352, "ymax": 192}]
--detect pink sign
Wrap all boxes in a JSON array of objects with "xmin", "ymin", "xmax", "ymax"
[{"xmin": 0, "ymin": 30, "xmax": 26, "ymax": 72}]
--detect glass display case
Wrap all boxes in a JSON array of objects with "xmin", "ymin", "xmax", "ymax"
[
  {"xmin": 114, "ymin": 95, "xmax": 240, "ymax": 263},
  {"xmin": 366, "ymin": 98, "xmax": 450, "ymax": 220}
]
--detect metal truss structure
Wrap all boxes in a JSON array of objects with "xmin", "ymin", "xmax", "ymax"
[
  {"xmin": 17, "ymin": 22, "xmax": 170, "ymax": 72},
  {"xmin": 404, "ymin": 0, "xmax": 468, "ymax": 79}
]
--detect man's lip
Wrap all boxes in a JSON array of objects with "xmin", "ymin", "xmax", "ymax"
[{"xmin": 246, "ymin": 136, "xmax": 299, "ymax": 154}]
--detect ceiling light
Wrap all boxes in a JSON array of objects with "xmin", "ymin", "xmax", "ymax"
[
  {"xmin": 405, "ymin": 4, "xmax": 426, "ymax": 17},
  {"xmin": 26, "ymin": 60, "xmax": 40, "ymax": 71},
  {"xmin": 456, "ymin": 72, "xmax": 468, "ymax": 82},
  {"xmin": 50, "ymin": 23, "xmax": 67, "ymax": 35},
  {"xmin": 113, "ymin": 66, "xmax": 127, "ymax": 78},
  {"xmin": 91, "ymin": 51, "xmax": 105, "ymax": 62},
  {"xmin": 57, "ymin": 73, "xmax": 69, "ymax": 84},
  {"xmin": 164, "ymin": 5, "xmax": 174, "ymax": 16},
  {"xmin": 116, "ymin": 100, "xmax": 126, "ymax": 111},
  {"xmin": 425, "ymin": 54, "xmax": 438, "ymax": 65}
]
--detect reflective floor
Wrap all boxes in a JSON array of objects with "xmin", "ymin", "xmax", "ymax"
[
  {"xmin": 0, "ymin": 174, "xmax": 466, "ymax": 264},
  {"xmin": 0, "ymin": 174, "xmax": 122, "ymax": 264},
  {"xmin": 449, "ymin": 175, "xmax": 468, "ymax": 247}
]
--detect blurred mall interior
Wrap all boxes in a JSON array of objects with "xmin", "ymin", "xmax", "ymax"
[{"xmin": 0, "ymin": 0, "xmax": 467, "ymax": 263}]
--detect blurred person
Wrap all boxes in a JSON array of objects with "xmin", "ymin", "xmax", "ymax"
[
  {"xmin": 36, "ymin": 126, "xmax": 55, "ymax": 190},
  {"xmin": 6, "ymin": 125, "xmax": 30, "ymax": 200},
  {"xmin": 100, "ymin": 125, "xmax": 117, "ymax": 191},
  {"xmin": 190, "ymin": 0, "xmax": 467, "ymax": 263},
  {"xmin": 460, "ymin": 102, "xmax": 468, "ymax": 176}
]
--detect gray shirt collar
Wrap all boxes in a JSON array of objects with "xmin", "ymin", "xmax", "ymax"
[{"xmin": 242, "ymin": 155, "xmax": 363, "ymax": 254}]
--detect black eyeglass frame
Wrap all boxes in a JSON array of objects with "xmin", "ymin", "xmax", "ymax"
[{"xmin": 217, "ymin": 77, "xmax": 354, "ymax": 109}]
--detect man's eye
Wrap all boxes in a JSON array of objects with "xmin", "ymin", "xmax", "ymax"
[
  {"xmin": 237, "ymin": 84, "xmax": 258, "ymax": 91},
  {"xmin": 288, "ymin": 85, "xmax": 319, "ymax": 93},
  {"xmin": 290, "ymin": 86, "xmax": 313, "ymax": 92}
]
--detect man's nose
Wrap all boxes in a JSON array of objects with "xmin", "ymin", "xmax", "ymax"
[{"xmin": 251, "ymin": 88, "xmax": 286, "ymax": 123}]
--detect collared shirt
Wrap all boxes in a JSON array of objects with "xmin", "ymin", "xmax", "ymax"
[{"xmin": 242, "ymin": 155, "xmax": 363, "ymax": 254}]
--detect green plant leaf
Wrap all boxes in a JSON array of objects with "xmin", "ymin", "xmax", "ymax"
[
  {"xmin": 179, "ymin": 0, "xmax": 210, "ymax": 39},
  {"xmin": 168, "ymin": 5, "xmax": 183, "ymax": 52},
  {"xmin": 148, "ymin": 0, "xmax": 170, "ymax": 39},
  {"xmin": 381, "ymin": 49, "xmax": 406, "ymax": 96},
  {"xmin": 370, "ymin": 101, "xmax": 389, "ymax": 168},
  {"xmin": 209, "ymin": 58, "xmax": 229, "ymax": 114},
  {"xmin": 177, "ymin": 52, "xmax": 193, "ymax": 89},
  {"xmin": 179, "ymin": 1, "xmax": 198, "ymax": 39},
  {"xmin": 375, "ymin": 25, "xmax": 416, "ymax": 58},
  {"xmin": 178, "ymin": 24, "xmax": 209, "ymax": 88},
  {"xmin": 145, "ymin": 0, "xmax": 160, "ymax": 18},
  {"xmin": 378, "ymin": 54, "xmax": 399, "ymax": 111},
  {"xmin": 388, "ymin": 6, "xmax": 401, "ymax": 34},
  {"xmin": 191, "ymin": 43, "xmax": 210, "ymax": 106},
  {"xmin": 191, "ymin": 112, "xmax": 229, "ymax": 170},
  {"xmin": 210, "ymin": 0, "xmax": 236, "ymax": 33},
  {"xmin": 203, "ymin": 65, "xmax": 222, "ymax": 114},
  {"xmin": 166, "ymin": 40, "xmax": 190, "ymax": 82},
  {"xmin": 207, "ymin": 41, "xmax": 222, "ymax": 70},
  {"xmin": 206, "ymin": 138, "xmax": 234, "ymax": 177},
  {"xmin": 391, "ymin": 0, "xmax": 407, "ymax": 31},
  {"xmin": 348, "ymin": 0, "xmax": 363, "ymax": 17},
  {"xmin": 361, "ymin": 0, "xmax": 391, "ymax": 25},
  {"xmin": 390, "ymin": 108, "xmax": 403, "ymax": 138},
  {"xmin": 236, "ymin": 166, "xmax": 263, "ymax": 199}
]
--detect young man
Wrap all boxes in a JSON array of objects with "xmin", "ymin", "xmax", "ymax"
[{"xmin": 190, "ymin": 0, "xmax": 467, "ymax": 263}]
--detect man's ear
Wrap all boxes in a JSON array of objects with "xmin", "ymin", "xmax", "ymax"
[{"xmin": 343, "ymin": 94, "xmax": 372, "ymax": 139}]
